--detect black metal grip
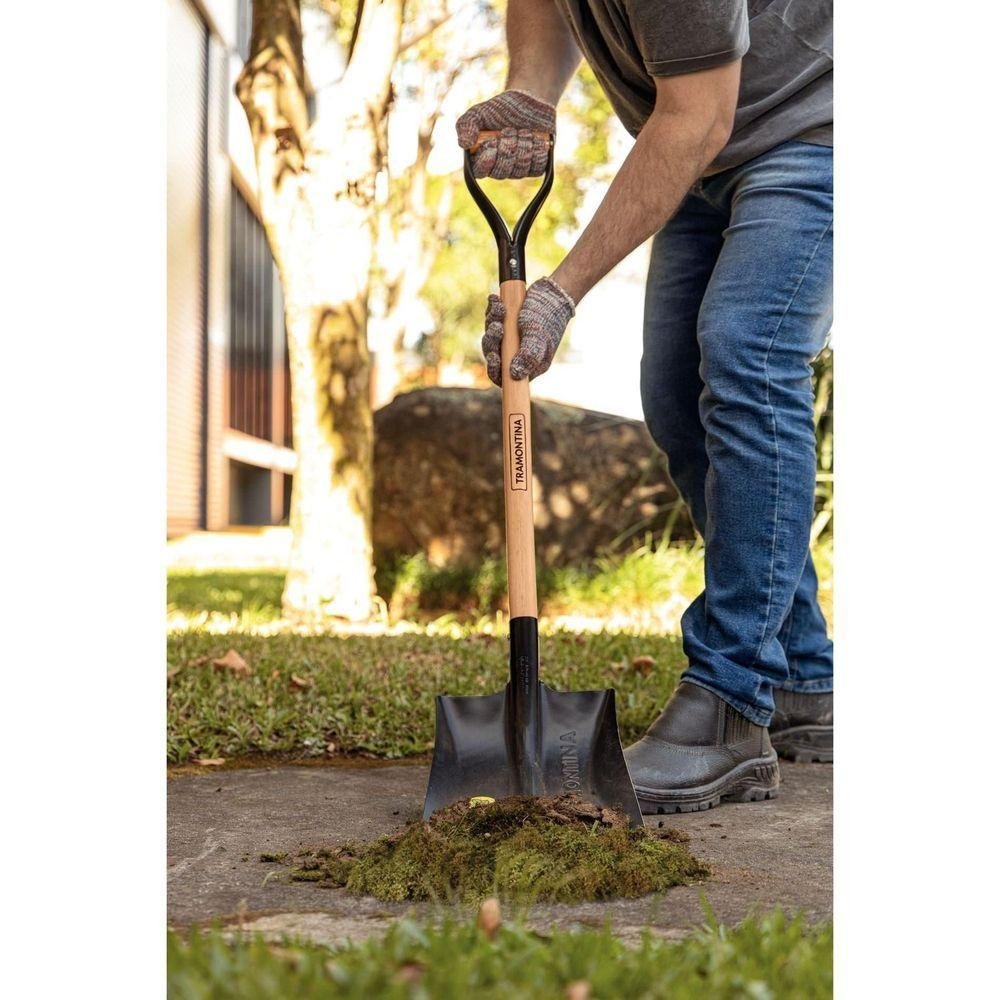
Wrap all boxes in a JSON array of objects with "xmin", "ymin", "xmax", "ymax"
[{"xmin": 463, "ymin": 142, "xmax": 555, "ymax": 282}]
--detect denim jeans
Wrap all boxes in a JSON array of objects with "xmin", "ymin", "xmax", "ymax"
[{"xmin": 641, "ymin": 140, "xmax": 833, "ymax": 727}]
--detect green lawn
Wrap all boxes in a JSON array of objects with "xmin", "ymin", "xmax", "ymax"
[
  {"xmin": 168, "ymin": 908, "xmax": 832, "ymax": 999},
  {"xmin": 168, "ymin": 539, "xmax": 833, "ymax": 631},
  {"xmin": 167, "ymin": 570, "xmax": 286, "ymax": 629},
  {"xmin": 167, "ymin": 630, "xmax": 685, "ymax": 763},
  {"xmin": 167, "ymin": 540, "xmax": 832, "ymax": 765}
]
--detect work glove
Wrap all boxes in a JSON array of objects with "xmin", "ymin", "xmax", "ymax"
[
  {"xmin": 482, "ymin": 277, "xmax": 575, "ymax": 386},
  {"xmin": 456, "ymin": 90, "xmax": 556, "ymax": 179}
]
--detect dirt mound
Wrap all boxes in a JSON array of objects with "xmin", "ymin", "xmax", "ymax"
[{"xmin": 270, "ymin": 794, "xmax": 708, "ymax": 903}]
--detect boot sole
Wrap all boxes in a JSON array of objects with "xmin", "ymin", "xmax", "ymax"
[
  {"xmin": 633, "ymin": 754, "xmax": 780, "ymax": 815},
  {"xmin": 770, "ymin": 725, "xmax": 833, "ymax": 764}
]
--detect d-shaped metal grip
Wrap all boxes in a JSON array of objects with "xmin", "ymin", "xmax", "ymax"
[{"xmin": 463, "ymin": 140, "xmax": 555, "ymax": 282}]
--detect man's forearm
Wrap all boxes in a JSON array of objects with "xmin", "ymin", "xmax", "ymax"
[
  {"xmin": 505, "ymin": 0, "xmax": 580, "ymax": 106},
  {"xmin": 551, "ymin": 109, "xmax": 730, "ymax": 304}
]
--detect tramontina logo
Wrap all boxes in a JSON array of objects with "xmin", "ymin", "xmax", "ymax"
[
  {"xmin": 559, "ymin": 730, "xmax": 581, "ymax": 791},
  {"xmin": 508, "ymin": 413, "xmax": 527, "ymax": 490}
]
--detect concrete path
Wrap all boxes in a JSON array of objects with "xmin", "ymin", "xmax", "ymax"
[{"xmin": 168, "ymin": 760, "xmax": 831, "ymax": 946}]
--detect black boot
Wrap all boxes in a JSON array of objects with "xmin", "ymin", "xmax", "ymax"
[
  {"xmin": 625, "ymin": 682, "xmax": 779, "ymax": 814},
  {"xmin": 769, "ymin": 689, "xmax": 833, "ymax": 763}
]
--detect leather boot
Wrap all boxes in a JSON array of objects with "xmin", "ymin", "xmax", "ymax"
[
  {"xmin": 625, "ymin": 682, "xmax": 780, "ymax": 814},
  {"xmin": 769, "ymin": 689, "xmax": 833, "ymax": 763}
]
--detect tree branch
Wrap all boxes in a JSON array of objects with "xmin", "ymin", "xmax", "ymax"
[
  {"xmin": 235, "ymin": 0, "xmax": 311, "ymax": 182},
  {"xmin": 346, "ymin": 0, "xmax": 365, "ymax": 62},
  {"xmin": 341, "ymin": 0, "xmax": 405, "ymax": 106},
  {"xmin": 399, "ymin": 10, "xmax": 455, "ymax": 53}
]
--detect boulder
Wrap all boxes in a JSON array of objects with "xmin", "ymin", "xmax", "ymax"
[{"xmin": 373, "ymin": 387, "xmax": 693, "ymax": 567}]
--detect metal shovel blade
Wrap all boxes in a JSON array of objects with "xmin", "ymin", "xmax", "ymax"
[{"xmin": 422, "ymin": 619, "xmax": 643, "ymax": 827}]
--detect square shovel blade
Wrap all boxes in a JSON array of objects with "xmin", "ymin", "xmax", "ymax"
[{"xmin": 423, "ymin": 680, "xmax": 643, "ymax": 827}]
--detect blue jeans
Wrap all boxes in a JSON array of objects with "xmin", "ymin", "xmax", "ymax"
[{"xmin": 641, "ymin": 141, "xmax": 834, "ymax": 727}]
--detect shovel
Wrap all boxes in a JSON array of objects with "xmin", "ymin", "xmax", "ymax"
[{"xmin": 422, "ymin": 133, "xmax": 643, "ymax": 827}]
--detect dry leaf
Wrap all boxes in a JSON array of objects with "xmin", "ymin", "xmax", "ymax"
[
  {"xmin": 188, "ymin": 655, "xmax": 211, "ymax": 668},
  {"xmin": 325, "ymin": 742, "xmax": 339, "ymax": 756},
  {"xmin": 477, "ymin": 897, "xmax": 502, "ymax": 939},
  {"xmin": 631, "ymin": 655, "xmax": 656, "ymax": 675},
  {"xmin": 289, "ymin": 673, "xmax": 313, "ymax": 691},
  {"xmin": 212, "ymin": 649, "xmax": 250, "ymax": 675},
  {"xmin": 197, "ymin": 758, "xmax": 226, "ymax": 767},
  {"xmin": 166, "ymin": 668, "xmax": 180, "ymax": 682},
  {"xmin": 566, "ymin": 982, "xmax": 591, "ymax": 1000},
  {"xmin": 394, "ymin": 964, "xmax": 424, "ymax": 984}
]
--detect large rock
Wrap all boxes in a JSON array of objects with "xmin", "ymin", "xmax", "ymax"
[{"xmin": 373, "ymin": 387, "xmax": 693, "ymax": 567}]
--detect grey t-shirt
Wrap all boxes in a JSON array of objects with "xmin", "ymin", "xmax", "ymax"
[{"xmin": 554, "ymin": 1, "xmax": 832, "ymax": 174}]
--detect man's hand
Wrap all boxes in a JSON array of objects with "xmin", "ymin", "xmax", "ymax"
[
  {"xmin": 482, "ymin": 277, "xmax": 575, "ymax": 385},
  {"xmin": 456, "ymin": 91, "xmax": 556, "ymax": 179}
]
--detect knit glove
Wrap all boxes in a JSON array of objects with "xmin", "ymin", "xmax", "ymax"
[
  {"xmin": 456, "ymin": 90, "xmax": 556, "ymax": 179},
  {"xmin": 482, "ymin": 277, "xmax": 576, "ymax": 386}
]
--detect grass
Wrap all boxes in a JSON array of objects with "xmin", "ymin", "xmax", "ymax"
[
  {"xmin": 167, "ymin": 570, "xmax": 286, "ymax": 630},
  {"xmin": 167, "ymin": 907, "xmax": 833, "ymax": 999},
  {"xmin": 170, "ymin": 538, "xmax": 833, "ymax": 633},
  {"xmin": 166, "ymin": 540, "xmax": 831, "ymax": 763},
  {"xmin": 279, "ymin": 795, "xmax": 708, "ymax": 903},
  {"xmin": 167, "ymin": 630, "xmax": 685, "ymax": 763}
]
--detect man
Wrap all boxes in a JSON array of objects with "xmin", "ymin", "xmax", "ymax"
[{"xmin": 457, "ymin": 1, "xmax": 833, "ymax": 813}]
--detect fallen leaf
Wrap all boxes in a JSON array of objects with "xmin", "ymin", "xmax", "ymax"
[
  {"xmin": 289, "ymin": 673, "xmax": 313, "ymax": 691},
  {"xmin": 188, "ymin": 656, "xmax": 211, "ymax": 668},
  {"xmin": 477, "ymin": 897, "xmax": 501, "ymax": 939},
  {"xmin": 212, "ymin": 649, "xmax": 250, "ymax": 675},
  {"xmin": 325, "ymin": 742, "xmax": 339, "ymax": 756},
  {"xmin": 394, "ymin": 964, "xmax": 423, "ymax": 984},
  {"xmin": 197, "ymin": 758, "xmax": 226, "ymax": 767},
  {"xmin": 166, "ymin": 668, "xmax": 180, "ymax": 682},
  {"xmin": 631, "ymin": 655, "xmax": 656, "ymax": 675}
]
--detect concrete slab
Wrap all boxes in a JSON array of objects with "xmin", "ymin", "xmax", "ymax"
[{"xmin": 168, "ymin": 759, "xmax": 831, "ymax": 945}]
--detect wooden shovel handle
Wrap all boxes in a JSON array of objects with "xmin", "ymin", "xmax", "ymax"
[
  {"xmin": 499, "ymin": 278, "xmax": 537, "ymax": 619},
  {"xmin": 469, "ymin": 129, "xmax": 553, "ymax": 154}
]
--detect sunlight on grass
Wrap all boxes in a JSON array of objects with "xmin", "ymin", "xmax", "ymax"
[{"xmin": 167, "ymin": 538, "xmax": 833, "ymax": 638}]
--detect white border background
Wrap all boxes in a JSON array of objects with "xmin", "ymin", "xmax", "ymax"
[{"xmin": 3, "ymin": 2, "xmax": 1000, "ymax": 996}]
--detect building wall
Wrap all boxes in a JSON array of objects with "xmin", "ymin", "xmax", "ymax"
[
  {"xmin": 166, "ymin": 0, "xmax": 208, "ymax": 536},
  {"xmin": 204, "ymin": 32, "xmax": 232, "ymax": 530},
  {"xmin": 167, "ymin": 0, "xmax": 294, "ymax": 537}
]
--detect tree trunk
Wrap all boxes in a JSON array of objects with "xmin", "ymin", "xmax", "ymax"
[
  {"xmin": 282, "ymin": 298, "xmax": 373, "ymax": 621},
  {"xmin": 236, "ymin": 0, "xmax": 403, "ymax": 623},
  {"xmin": 369, "ymin": 127, "xmax": 454, "ymax": 408}
]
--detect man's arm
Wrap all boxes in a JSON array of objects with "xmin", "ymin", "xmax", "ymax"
[
  {"xmin": 505, "ymin": 0, "xmax": 581, "ymax": 105},
  {"xmin": 551, "ymin": 63, "xmax": 741, "ymax": 304},
  {"xmin": 456, "ymin": 1, "xmax": 578, "ymax": 181}
]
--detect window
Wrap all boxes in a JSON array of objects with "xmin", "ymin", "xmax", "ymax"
[{"xmin": 229, "ymin": 182, "xmax": 279, "ymax": 441}]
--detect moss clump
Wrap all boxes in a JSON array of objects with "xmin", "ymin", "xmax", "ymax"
[{"xmin": 284, "ymin": 795, "xmax": 709, "ymax": 903}]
